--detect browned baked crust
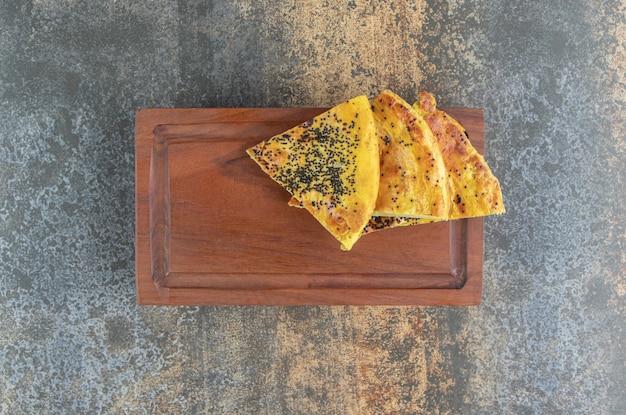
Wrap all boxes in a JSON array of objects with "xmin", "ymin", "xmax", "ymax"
[
  {"xmin": 414, "ymin": 92, "xmax": 505, "ymax": 219},
  {"xmin": 371, "ymin": 90, "xmax": 450, "ymax": 220}
]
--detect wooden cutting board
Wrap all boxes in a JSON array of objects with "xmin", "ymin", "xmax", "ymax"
[{"xmin": 135, "ymin": 107, "xmax": 485, "ymax": 305}]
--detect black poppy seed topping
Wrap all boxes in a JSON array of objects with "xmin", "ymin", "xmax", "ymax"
[{"xmin": 271, "ymin": 117, "xmax": 363, "ymax": 202}]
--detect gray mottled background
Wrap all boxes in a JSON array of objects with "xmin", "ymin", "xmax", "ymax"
[{"xmin": 1, "ymin": 0, "xmax": 624, "ymax": 413}]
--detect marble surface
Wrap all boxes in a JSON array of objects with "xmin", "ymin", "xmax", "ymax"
[{"xmin": 1, "ymin": 0, "xmax": 624, "ymax": 413}]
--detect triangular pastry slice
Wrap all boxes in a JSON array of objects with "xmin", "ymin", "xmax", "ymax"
[
  {"xmin": 413, "ymin": 91, "xmax": 505, "ymax": 219},
  {"xmin": 246, "ymin": 96, "xmax": 380, "ymax": 250},
  {"xmin": 370, "ymin": 90, "xmax": 449, "ymax": 219}
]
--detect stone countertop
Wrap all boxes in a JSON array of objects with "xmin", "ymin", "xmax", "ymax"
[{"xmin": 1, "ymin": 1, "xmax": 624, "ymax": 413}]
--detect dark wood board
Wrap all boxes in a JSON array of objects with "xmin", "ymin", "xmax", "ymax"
[{"xmin": 135, "ymin": 107, "xmax": 485, "ymax": 305}]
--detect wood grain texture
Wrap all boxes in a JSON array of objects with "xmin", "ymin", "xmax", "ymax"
[{"xmin": 135, "ymin": 107, "xmax": 485, "ymax": 305}]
